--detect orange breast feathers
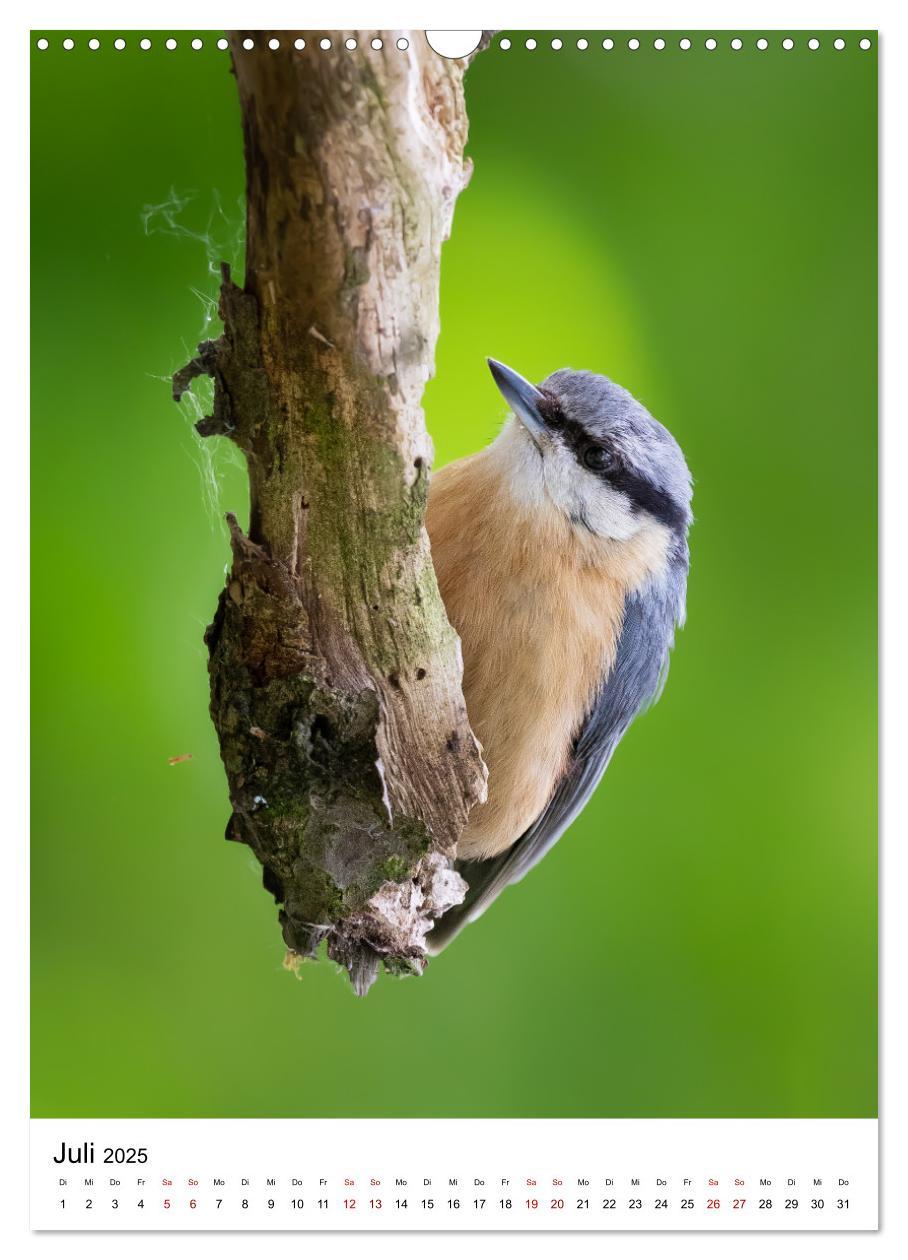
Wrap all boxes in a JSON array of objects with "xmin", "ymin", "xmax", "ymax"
[{"xmin": 426, "ymin": 444, "xmax": 670, "ymax": 861}]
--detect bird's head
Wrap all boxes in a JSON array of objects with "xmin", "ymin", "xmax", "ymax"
[{"xmin": 488, "ymin": 358, "xmax": 692, "ymax": 543}]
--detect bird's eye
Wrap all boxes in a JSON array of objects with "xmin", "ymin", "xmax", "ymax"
[{"xmin": 583, "ymin": 445, "xmax": 614, "ymax": 472}]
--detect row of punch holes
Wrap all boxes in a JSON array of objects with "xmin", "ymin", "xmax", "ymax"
[
  {"xmin": 34, "ymin": 34, "xmax": 874, "ymax": 53},
  {"xmin": 36, "ymin": 36, "xmax": 412, "ymax": 52}
]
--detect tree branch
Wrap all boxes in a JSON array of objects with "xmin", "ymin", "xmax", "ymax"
[{"xmin": 174, "ymin": 31, "xmax": 487, "ymax": 993}]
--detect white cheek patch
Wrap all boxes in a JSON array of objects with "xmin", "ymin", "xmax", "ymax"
[
  {"xmin": 543, "ymin": 446, "xmax": 640, "ymax": 540},
  {"xmin": 582, "ymin": 480, "xmax": 640, "ymax": 540},
  {"xmin": 492, "ymin": 419, "xmax": 548, "ymax": 511},
  {"xmin": 491, "ymin": 419, "xmax": 642, "ymax": 541}
]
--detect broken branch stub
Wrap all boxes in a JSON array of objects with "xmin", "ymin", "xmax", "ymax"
[{"xmin": 173, "ymin": 32, "xmax": 487, "ymax": 994}]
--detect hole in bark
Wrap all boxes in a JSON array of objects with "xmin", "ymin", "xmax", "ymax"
[
  {"xmin": 388, "ymin": 672, "xmax": 402, "ymax": 690},
  {"xmin": 262, "ymin": 864, "xmax": 285, "ymax": 903},
  {"xmin": 312, "ymin": 714, "xmax": 334, "ymax": 743},
  {"xmin": 416, "ymin": 668, "xmax": 427, "ymax": 680}
]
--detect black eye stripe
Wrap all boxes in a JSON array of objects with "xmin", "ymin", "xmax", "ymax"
[
  {"xmin": 536, "ymin": 388, "xmax": 687, "ymax": 533},
  {"xmin": 609, "ymin": 467, "xmax": 688, "ymax": 532},
  {"xmin": 536, "ymin": 392, "xmax": 592, "ymax": 455}
]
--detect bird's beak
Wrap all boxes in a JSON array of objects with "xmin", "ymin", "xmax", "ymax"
[{"xmin": 487, "ymin": 358, "xmax": 548, "ymax": 447}]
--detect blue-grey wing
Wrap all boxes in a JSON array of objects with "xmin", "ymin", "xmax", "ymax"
[{"xmin": 429, "ymin": 575, "xmax": 683, "ymax": 953}]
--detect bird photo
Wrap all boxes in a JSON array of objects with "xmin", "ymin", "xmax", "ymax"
[
  {"xmin": 427, "ymin": 360, "xmax": 692, "ymax": 949},
  {"xmin": 30, "ymin": 28, "xmax": 876, "ymax": 1130}
]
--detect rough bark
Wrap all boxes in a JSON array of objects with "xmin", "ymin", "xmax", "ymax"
[{"xmin": 174, "ymin": 31, "xmax": 488, "ymax": 994}]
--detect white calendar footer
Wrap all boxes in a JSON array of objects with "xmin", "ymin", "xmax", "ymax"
[{"xmin": 30, "ymin": 1117, "xmax": 878, "ymax": 1231}]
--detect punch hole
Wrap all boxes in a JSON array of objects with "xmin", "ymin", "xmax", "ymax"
[
  {"xmin": 371, "ymin": 38, "xmax": 383, "ymax": 49},
  {"xmin": 319, "ymin": 38, "xmax": 331, "ymax": 50},
  {"xmin": 808, "ymin": 38, "xmax": 820, "ymax": 50},
  {"xmin": 525, "ymin": 38, "xmax": 537, "ymax": 50},
  {"xmin": 396, "ymin": 37, "xmax": 409, "ymax": 50},
  {"xmin": 268, "ymin": 38, "xmax": 280, "ymax": 50},
  {"xmin": 705, "ymin": 38, "xmax": 717, "ymax": 50},
  {"xmin": 36, "ymin": 37, "xmax": 48, "ymax": 49},
  {"xmin": 860, "ymin": 37, "xmax": 872, "ymax": 49},
  {"xmin": 731, "ymin": 38, "xmax": 743, "ymax": 50},
  {"xmin": 679, "ymin": 38, "xmax": 691, "ymax": 50},
  {"xmin": 242, "ymin": 38, "xmax": 255, "ymax": 50},
  {"xmin": 577, "ymin": 38, "xmax": 589, "ymax": 50},
  {"xmin": 499, "ymin": 38, "xmax": 511, "ymax": 49},
  {"xmin": 757, "ymin": 38, "xmax": 768, "ymax": 50},
  {"xmin": 63, "ymin": 37, "xmax": 74, "ymax": 50},
  {"xmin": 218, "ymin": 38, "xmax": 229, "ymax": 50},
  {"xmin": 628, "ymin": 38, "xmax": 640, "ymax": 50},
  {"xmin": 551, "ymin": 38, "xmax": 562, "ymax": 50},
  {"xmin": 166, "ymin": 38, "xmax": 177, "ymax": 51},
  {"xmin": 88, "ymin": 38, "xmax": 100, "ymax": 50},
  {"xmin": 345, "ymin": 38, "xmax": 358, "ymax": 50},
  {"xmin": 602, "ymin": 38, "xmax": 614, "ymax": 50},
  {"xmin": 191, "ymin": 38, "xmax": 203, "ymax": 50},
  {"xmin": 834, "ymin": 38, "xmax": 846, "ymax": 49},
  {"xmin": 782, "ymin": 38, "xmax": 794, "ymax": 50},
  {"xmin": 115, "ymin": 38, "xmax": 126, "ymax": 50},
  {"xmin": 140, "ymin": 38, "xmax": 151, "ymax": 50},
  {"xmin": 654, "ymin": 38, "xmax": 665, "ymax": 50},
  {"xmin": 294, "ymin": 38, "xmax": 306, "ymax": 50},
  {"xmin": 425, "ymin": 31, "xmax": 484, "ymax": 58}
]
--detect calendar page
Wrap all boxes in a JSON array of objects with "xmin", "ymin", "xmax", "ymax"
[{"xmin": 29, "ymin": 23, "xmax": 878, "ymax": 1236}]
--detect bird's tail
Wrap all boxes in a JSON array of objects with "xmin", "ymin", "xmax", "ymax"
[{"xmin": 426, "ymin": 854, "xmax": 512, "ymax": 954}]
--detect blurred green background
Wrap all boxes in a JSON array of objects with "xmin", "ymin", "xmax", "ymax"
[{"xmin": 31, "ymin": 32, "xmax": 877, "ymax": 1118}]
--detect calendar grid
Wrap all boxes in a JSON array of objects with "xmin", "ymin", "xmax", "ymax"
[{"xmin": 30, "ymin": 1118, "xmax": 878, "ymax": 1231}]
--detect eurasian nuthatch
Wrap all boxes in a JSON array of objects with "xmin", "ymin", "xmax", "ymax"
[{"xmin": 426, "ymin": 359, "xmax": 692, "ymax": 949}]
